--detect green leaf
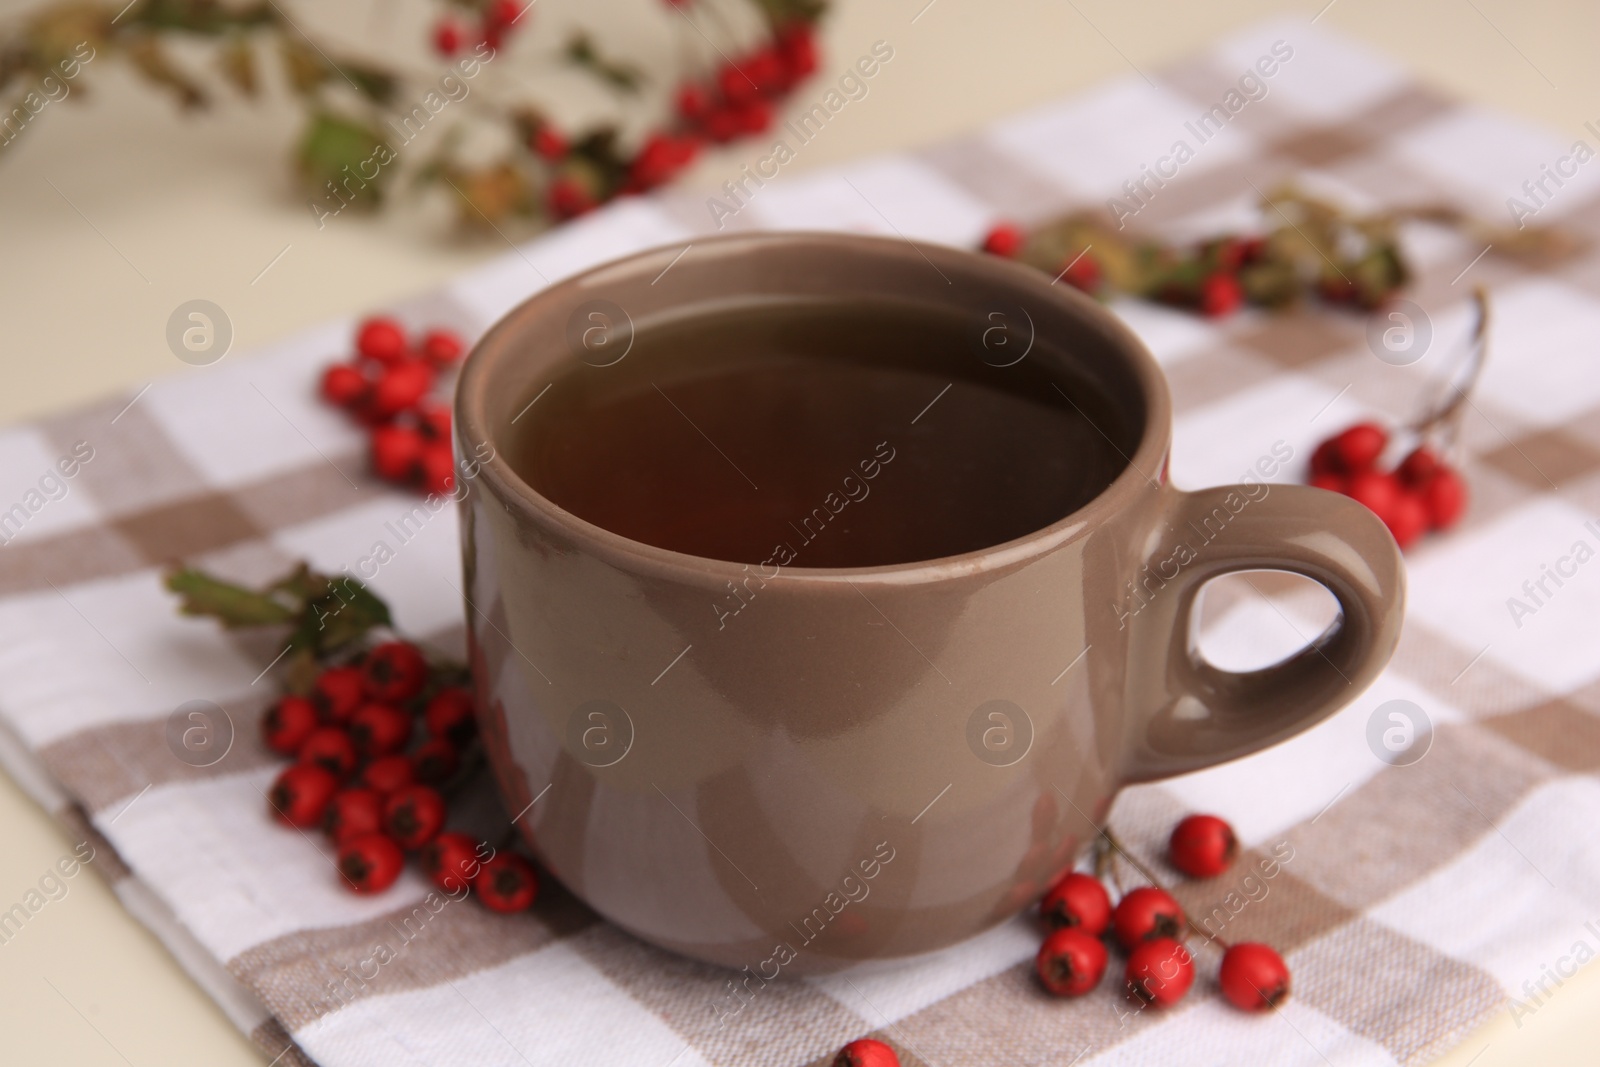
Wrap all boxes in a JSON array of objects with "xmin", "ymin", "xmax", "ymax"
[
  {"xmin": 296, "ymin": 110, "xmax": 390, "ymax": 207},
  {"xmin": 165, "ymin": 567, "xmax": 297, "ymax": 628},
  {"xmin": 287, "ymin": 574, "xmax": 392, "ymax": 655}
]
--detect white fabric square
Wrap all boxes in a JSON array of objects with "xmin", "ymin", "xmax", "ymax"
[
  {"xmin": 1170, "ymin": 373, "xmax": 1350, "ymax": 490},
  {"xmin": 1472, "ymin": 278, "xmax": 1600, "ymax": 426},
  {"xmin": 1211, "ymin": 17, "xmax": 1411, "ymax": 122},
  {"xmin": 1084, "ymin": 994, "xmax": 1400, "ymax": 1067},
  {"xmin": 746, "ymin": 156, "xmax": 993, "ymax": 247},
  {"xmin": 0, "ymin": 427, "xmax": 103, "ymax": 546},
  {"xmin": 990, "ymin": 76, "xmax": 1257, "ymax": 198},
  {"xmin": 1406, "ymin": 495, "xmax": 1600, "ymax": 694},
  {"xmin": 1109, "ymin": 298, "xmax": 1220, "ymax": 368}
]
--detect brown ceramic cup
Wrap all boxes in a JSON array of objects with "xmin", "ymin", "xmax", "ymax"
[{"xmin": 455, "ymin": 232, "xmax": 1404, "ymax": 975}]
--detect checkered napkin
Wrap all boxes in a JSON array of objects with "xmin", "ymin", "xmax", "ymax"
[{"xmin": 5, "ymin": 17, "xmax": 1600, "ymax": 1066}]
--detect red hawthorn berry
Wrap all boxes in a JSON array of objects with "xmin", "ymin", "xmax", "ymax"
[
  {"xmin": 419, "ymin": 832, "xmax": 485, "ymax": 892},
  {"xmin": 420, "ymin": 330, "xmax": 465, "ymax": 367},
  {"xmin": 1219, "ymin": 942, "xmax": 1291, "ymax": 1011},
  {"xmin": 1039, "ymin": 871, "xmax": 1112, "ymax": 935},
  {"xmin": 368, "ymin": 361, "xmax": 434, "ymax": 419},
  {"xmin": 832, "ymin": 1038, "xmax": 899, "ymax": 1067},
  {"xmin": 1422, "ymin": 467, "xmax": 1467, "ymax": 530},
  {"xmin": 355, "ymin": 317, "xmax": 407, "ymax": 364},
  {"xmin": 297, "ymin": 726, "xmax": 358, "ymax": 779},
  {"xmin": 548, "ymin": 176, "xmax": 596, "ymax": 220},
  {"xmin": 383, "ymin": 784, "xmax": 447, "ymax": 849},
  {"xmin": 981, "ymin": 223, "xmax": 1024, "ymax": 258},
  {"xmin": 532, "ymin": 124, "xmax": 567, "ymax": 161},
  {"xmin": 362, "ymin": 642, "xmax": 428, "ymax": 703},
  {"xmin": 412, "ymin": 737, "xmax": 460, "ymax": 784},
  {"xmin": 718, "ymin": 63, "xmax": 759, "ymax": 105},
  {"xmin": 732, "ymin": 98, "xmax": 773, "ymax": 134},
  {"xmin": 745, "ymin": 47, "xmax": 786, "ymax": 93},
  {"xmin": 262, "ymin": 695, "xmax": 318, "ymax": 756},
  {"xmin": 1125, "ymin": 937, "xmax": 1194, "ymax": 1007},
  {"xmin": 481, "ymin": 27, "xmax": 502, "ymax": 53},
  {"xmin": 357, "ymin": 753, "xmax": 415, "ymax": 795},
  {"xmin": 1309, "ymin": 472, "xmax": 1346, "ymax": 493},
  {"xmin": 416, "ymin": 402, "xmax": 451, "ymax": 442},
  {"xmin": 485, "ymin": 0, "xmax": 523, "ymax": 29},
  {"xmin": 1061, "ymin": 253, "xmax": 1103, "ymax": 294},
  {"xmin": 1397, "ymin": 446, "xmax": 1442, "ymax": 487},
  {"xmin": 1386, "ymin": 490, "xmax": 1430, "ymax": 549},
  {"xmin": 269, "ymin": 763, "xmax": 339, "ymax": 828},
  {"xmin": 777, "ymin": 24, "xmax": 818, "ymax": 79},
  {"xmin": 338, "ymin": 832, "xmax": 404, "ymax": 894},
  {"xmin": 1309, "ymin": 436, "xmax": 1342, "ymax": 477},
  {"xmin": 349, "ymin": 703, "xmax": 414, "ymax": 757},
  {"xmin": 1332, "ymin": 422, "xmax": 1387, "ymax": 472},
  {"xmin": 419, "ymin": 444, "xmax": 457, "ymax": 495},
  {"xmin": 1209, "ymin": 237, "xmax": 1247, "ymax": 273},
  {"xmin": 323, "ymin": 787, "xmax": 385, "ymax": 845},
  {"xmin": 1168, "ymin": 814, "xmax": 1237, "ymax": 879},
  {"xmin": 1200, "ymin": 272, "xmax": 1244, "ymax": 317},
  {"xmin": 1035, "ymin": 927, "xmax": 1109, "ymax": 997},
  {"xmin": 320, "ymin": 363, "xmax": 368, "ymax": 407},
  {"xmin": 424, "ymin": 687, "xmax": 477, "ymax": 745},
  {"xmin": 370, "ymin": 424, "xmax": 424, "ymax": 483},
  {"xmin": 676, "ymin": 82, "xmax": 711, "ymax": 123},
  {"xmin": 312, "ymin": 666, "xmax": 367, "ymax": 724},
  {"xmin": 473, "ymin": 853, "xmax": 539, "ymax": 912},
  {"xmin": 1345, "ymin": 469, "xmax": 1401, "ymax": 519},
  {"xmin": 1238, "ymin": 236, "xmax": 1267, "ymax": 264},
  {"xmin": 432, "ymin": 18, "xmax": 464, "ymax": 56},
  {"xmin": 705, "ymin": 106, "xmax": 741, "ymax": 143},
  {"xmin": 1112, "ymin": 886, "xmax": 1185, "ymax": 951}
]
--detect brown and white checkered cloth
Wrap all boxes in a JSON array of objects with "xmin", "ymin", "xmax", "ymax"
[{"xmin": 4, "ymin": 17, "xmax": 1599, "ymax": 1066}]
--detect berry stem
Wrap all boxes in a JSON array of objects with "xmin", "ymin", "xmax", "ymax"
[
  {"xmin": 1405, "ymin": 287, "xmax": 1490, "ymax": 449},
  {"xmin": 1100, "ymin": 829, "xmax": 1229, "ymax": 950}
]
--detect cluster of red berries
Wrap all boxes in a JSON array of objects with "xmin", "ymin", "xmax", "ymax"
[
  {"xmin": 319, "ymin": 317, "xmax": 466, "ymax": 496},
  {"xmin": 432, "ymin": 0, "xmax": 526, "ymax": 58},
  {"xmin": 1033, "ymin": 814, "xmax": 1289, "ymax": 1012},
  {"xmin": 981, "ymin": 224, "xmax": 1257, "ymax": 319},
  {"xmin": 675, "ymin": 24, "xmax": 817, "ymax": 146},
  {"xmin": 1308, "ymin": 422, "xmax": 1467, "ymax": 549},
  {"xmin": 264, "ymin": 641, "xmax": 538, "ymax": 912}
]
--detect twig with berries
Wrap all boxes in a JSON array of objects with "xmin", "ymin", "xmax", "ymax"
[
  {"xmin": 1307, "ymin": 288, "xmax": 1486, "ymax": 549},
  {"xmin": 980, "ymin": 186, "xmax": 1576, "ymax": 318},
  {"xmin": 166, "ymin": 560, "xmax": 540, "ymax": 911}
]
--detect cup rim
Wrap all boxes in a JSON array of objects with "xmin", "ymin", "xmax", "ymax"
[{"xmin": 456, "ymin": 230, "xmax": 1172, "ymax": 586}]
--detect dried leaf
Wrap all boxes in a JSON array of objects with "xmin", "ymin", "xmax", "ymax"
[
  {"xmin": 278, "ymin": 35, "xmax": 326, "ymax": 95},
  {"xmin": 448, "ymin": 162, "xmax": 531, "ymax": 227},
  {"xmin": 564, "ymin": 33, "xmax": 643, "ymax": 93},
  {"xmin": 218, "ymin": 34, "xmax": 256, "ymax": 97},
  {"xmin": 127, "ymin": 35, "xmax": 207, "ymax": 109}
]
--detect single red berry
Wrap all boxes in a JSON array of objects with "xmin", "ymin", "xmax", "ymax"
[
  {"xmin": 432, "ymin": 18, "xmax": 464, "ymax": 56},
  {"xmin": 383, "ymin": 784, "xmax": 447, "ymax": 849},
  {"xmin": 532, "ymin": 124, "xmax": 567, "ymax": 161},
  {"xmin": 718, "ymin": 62, "xmax": 759, "ymax": 105},
  {"xmin": 473, "ymin": 853, "xmax": 539, "ymax": 912},
  {"xmin": 1386, "ymin": 489, "xmax": 1429, "ymax": 549},
  {"xmin": 981, "ymin": 223, "xmax": 1024, "ymax": 258},
  {"xmin": 349, "ymin": 703, "xmax": 414, "ymax": 757},
  {"xmin": 424, "ymin": 687, "xmax": 477, "ymax": 745},
  {"xmin": 485, "ymin": 0, "xmax": 523, "ymax": 29},
  {"xmin": 416, "ymin": 402, "xmax": 452, "ymax": 442},
  {"xmin": 355, "ymin": 317, "xmax": 407, "ymax": 364},
  {"xmin": 1125, "ymin": 937, "xmax": 1194, "ymax": 1007},
  {"xmin": 312, "ymin": 665, "xmax": 366, "ymax": 723},
  {"xmin": 320, "ymin": 363, "xmax": 368, "ymax": 407},
  {"xmin": 731, "ymin": 98, "xmax": 773, "ymax": 134},
  {"xmin": 368, "ymin": 361, "xmax": 434, "ymax": 419},
  {"xmin": 832, "ymin": 1038, "xmax": 899, "ymax": 1067},
  {"xmin": 1422, "ymin": 467, "xmax": 1467, "ymax": 530},
  {"xmin": 420, "ymin": 329, "xmax": 465, "ymax": 367},
  {"xmin": 1061, "ymin": 253, "xmax": 1103, "ymax": 294},
  {"xmin": 1397, "ymin": 446, "xmax": 1442, "ymax": 487},
  {"xmin": 676, "ymin": 82, "xmax": 712, "ymax": 123},
  {"xmin": 1168, "ymin": 814, "xmax": 1238, "ymax": 879},
  {"xmin": 269, "ymin": 763, "xmax": 339, "ymax": 828},
  {"xmin": 362, "ymin": 642, "xmax": 428, "ymax": 703},
  {"xmin": 1309, "ymin": 436, "xmax": 1342, "ymax": 477},
  {"xmin": 338, "ymin": 832, "xmax": 404, "ymax": 894},
  {"xmin": 548, "ymin": 176, "xmax": 596, "ymax": 220},
  {"xmin": 776, "ymin": 24, "xmax": 818, "ymax": 79},
  {"xmin": 297, "ymin": 726, "xmax": 357, "ymax": 779},
  {"xmin": 412, "ymin": 737, "xmax": 460, "ymax": 784},
  {"xmin": 357, "ymin": 753, "xmax": 415, "ymax": 795},
  {"xmin": 1345, "ymin": 469, "xmax": 1401, "ymax": 519},
  {"xmin": 705, "ymin": 106, "xmax": 741, "ymax": 143},
  {"xmin": 419, "ymin": 831, "xmax": 484, "ymax": 892},
  {"xmin": 419, "ymin": 444, "xmax": 457, "ymax": 496},
  {"xmin": 1332, "ymin": 422, "xmax": 1387, "ymax": 472},
  {"xmin": 1035, "ymin": 927, "xmax": 1109, "ymax": 997},
  {"xmin": 1309, "ymin": 471, "xmax": 1346, "ymax": 493},
  {"xmin": 1238, "ymin": 236, "xmax": 1267, "ymax": 264},
  {"xmin": 323, "ymin": 787, "xmax": 385, "ymax": 845},
  {"xmin": 1219, "ymin": 942, "xmax": 1291, "ymax": 1011},
  {"xmin": 1112, "ymin": 886, "xmax": 1185, "ymax": 950},
  {"xmin": 1208, "ymin": 237, "xmax": 1247, "ymax": 273},
  {"xmin": 1039, "ymin": 872, "xmax": 1111, "ymax": 935},
  {"xmin": 1200, "ymin": 272, "xmax": 1244, "ymax": 317},
  {"xmin": 745, "ymin": 47, "xmax": 786, "ymax": 93},
  {"xmin": 262, "ymin": 695, "xmax": 318, "ymax": 756},
  {"xmin": 371, "ymin": 424, "xmax": 424, "ymax": 483}
]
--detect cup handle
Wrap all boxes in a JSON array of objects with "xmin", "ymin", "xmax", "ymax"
[{"xmin": 1121, "ymin": 482, "xmax": 1406, "ymax": 784}]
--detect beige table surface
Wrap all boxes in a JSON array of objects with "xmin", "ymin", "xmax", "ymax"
[{"xmin": 2, "ymin": 1, "xmax": 1597, "ymax": 1063}]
